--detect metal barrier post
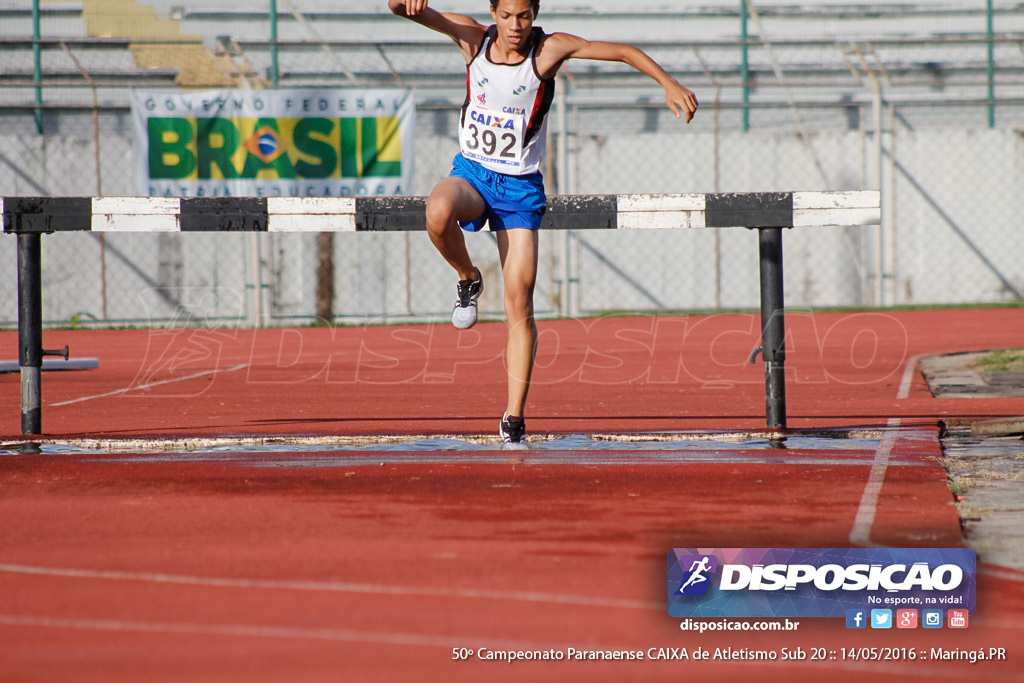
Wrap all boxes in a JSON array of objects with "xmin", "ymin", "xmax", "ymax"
[
  {"xmin": 758, "ymin": 227, "xmax": 787, "ymax": 431},
  {"xmin": 18, "ymin": 233, "xmax": 43, "ymax": 434}
]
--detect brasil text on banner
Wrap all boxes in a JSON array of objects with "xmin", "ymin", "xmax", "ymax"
[{"xmin": 133, "ymin": 89, "xmax": 415, "ymax": 198}]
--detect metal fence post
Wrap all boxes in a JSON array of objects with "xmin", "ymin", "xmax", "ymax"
[
  {"xmin": 269, "ymin": 0, "xmax": 280, "ymax": 86},
  {"xmin": 32, "ymin": 0, "xmax": 44, "ymax": 134},
  {"xmin": 740, "ymin": 0, "xmax": 750, "ymax": 133},
  {"xmin": 987, "ymin": 0, "xmax": 995, "ymax": 129}
]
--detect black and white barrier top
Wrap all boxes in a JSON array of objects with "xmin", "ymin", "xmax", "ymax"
[{"xmin": 2, "ymin": 192, "xmax": 880, "ymax": 234}]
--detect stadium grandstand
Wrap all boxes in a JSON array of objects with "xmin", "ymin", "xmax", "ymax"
[{"xmin": 1, "ymin": 1, "xmax": 1023, "ymax": 325}]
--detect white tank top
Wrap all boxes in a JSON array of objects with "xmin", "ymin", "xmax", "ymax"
[{"xmin": 459, "ymin": 26, "xmax": 555, "ymax": 176}]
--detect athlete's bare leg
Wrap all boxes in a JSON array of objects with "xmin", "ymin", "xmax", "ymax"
[
  {"xmin": 496, "ymin": 228, "xmax": 539, "ymax": 418},
  {"xmin": 424, "ymin": 177, "xmax": 487, "ymax": 281}
]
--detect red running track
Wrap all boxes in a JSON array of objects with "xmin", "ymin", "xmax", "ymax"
[{"xmin": 1, "ymin": 308, "xmax": 1023, "ymax": 682}]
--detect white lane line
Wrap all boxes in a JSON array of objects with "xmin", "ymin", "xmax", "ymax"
[
  {"xmin": 980, "ymin": 564, "xmax": 1024, "ymax": 584},
  {"xmin": 0, "ymin": 564, "xmax": 660, "ymax": 611},
  {"xmin": 848, "ymin": 353, "xmax": 922, "ymax": 547},
  {"xmin": 848, "ymin": 418, "xmax": 901, "ymax": 547},
  {"xmin": 50, "ymin": 364, "xmax": 249, "ymax": 407},
  {"xmin": 895, "ymin": 353, "xmax": 922, "ymax": 401}
]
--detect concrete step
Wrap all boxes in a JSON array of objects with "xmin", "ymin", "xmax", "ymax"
[{"xmin": 55, "ymin": 0, "xmax": 238, "ymax": 86}]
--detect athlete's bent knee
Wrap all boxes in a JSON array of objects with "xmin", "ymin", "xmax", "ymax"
[{"xmin": 424, "ymin": 198, "xmax": 455, "ymax": 236}]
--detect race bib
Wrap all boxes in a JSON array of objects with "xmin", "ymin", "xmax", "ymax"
[{"xmin": 459, "ymin": 103, "xmax": 526, "ymax": 170}]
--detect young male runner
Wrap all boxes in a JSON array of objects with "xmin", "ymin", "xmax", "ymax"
[{"xmin": 388, "ymin": 0, "xmax": 698, "ymax": 446}]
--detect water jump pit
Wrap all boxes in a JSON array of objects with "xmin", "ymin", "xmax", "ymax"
[{"xmin": 0, "ymin": 428, "xmax": 936, "ymax": 466}]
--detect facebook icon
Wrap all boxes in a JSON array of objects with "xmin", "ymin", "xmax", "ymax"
[{"xmin": 845, "ymin": 609, "xmax": 867, "ymax": 629}]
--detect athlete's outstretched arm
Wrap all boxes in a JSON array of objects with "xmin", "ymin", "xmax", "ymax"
[
  {"xmin": 538, "ymin": 35, "xmax": 698, "ymax": 123},
  {"xmin": 388, "ymin": 0, "xmax": 486, "ymax": 62}
]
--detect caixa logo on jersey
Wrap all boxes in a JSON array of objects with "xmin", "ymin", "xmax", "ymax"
[{"xmin": 667, "ymin": 548, "xmax": 976, "ymax": 618}]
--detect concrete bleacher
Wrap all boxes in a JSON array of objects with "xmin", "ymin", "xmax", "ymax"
[
  {"xmin": 78, "ymin": 0, "xmax": 234, "ymax": 86},
  {"xmin": 1, "ymin": 36, "xmax": 167, "ymax": 83},
  {"xmin": 2, "ymin": 0, "xmax": 1021, "ymax": 118},
  {"xmin": 136, "ymin": 0, "xmax": 1024, "ymax": 102},
  {"xmin": 0, "ymin": 0, "xmax": 235, "ymax": 93},
  {"xmin": 144, "ymin": 0, "xmax": 1024, "ymax": 43},
  {"xmin": 0, "ymin": 2, "xmax": 88, "ymax": 37}
]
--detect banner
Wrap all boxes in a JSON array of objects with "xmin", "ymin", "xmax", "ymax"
[
  {"xmin": 668, "ymin": 547, "xmax": 976, "ymax": 620},
  {"xmin": 133, "ymin": 89, "xmax": 414, "ymax": 198}
]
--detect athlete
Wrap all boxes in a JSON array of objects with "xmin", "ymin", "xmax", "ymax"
[{"xmin": 388, "ymin": 0, "xmax": 698, "ymax": 446}]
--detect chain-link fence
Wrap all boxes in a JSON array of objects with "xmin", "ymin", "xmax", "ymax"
[{"xmin": 2, "ymin": 6, "xmax": 1023, "ymax": 328}]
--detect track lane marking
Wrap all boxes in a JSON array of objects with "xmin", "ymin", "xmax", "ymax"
[
  {"xmin": 50, "ymin": 364, "xmax": 250, "ymax": 407},
  {"xmin": 0, "ymin": 563, "xmax": 660, "ymax": 611},
  {"xmin": 849, "ymin": 353, "xmax": 922, "ymax": 547}
]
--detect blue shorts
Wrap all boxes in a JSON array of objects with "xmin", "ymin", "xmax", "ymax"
[{"xmin": 450, "ymin": 154, "xmax": 547, "ymax": 232}]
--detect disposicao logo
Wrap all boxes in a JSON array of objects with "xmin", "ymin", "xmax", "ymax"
[
  {"xmin": 676, "ymin": 555, "xmax": 718, "ymax": 595},
  {"xmin": 667, "ymin": 548, "xmax": 976, "ymax": 619}
]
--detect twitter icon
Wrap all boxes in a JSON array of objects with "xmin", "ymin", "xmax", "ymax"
[{"xmin": 871, "ymin": 609, "xmax": 893, "ymax": 629}]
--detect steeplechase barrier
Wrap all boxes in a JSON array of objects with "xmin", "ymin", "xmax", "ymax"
[{"xmin": 3, "ymin": 191, "xmax": 880, "ymax": 436}]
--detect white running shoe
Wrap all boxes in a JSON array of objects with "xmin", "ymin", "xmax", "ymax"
[
  {"xmin": 451, "ymin": 268, "xmax": 483, "ymax": 329},
  {"xmin": 500, "ymin": 412, "xmax": 528, "ymax": 450}
]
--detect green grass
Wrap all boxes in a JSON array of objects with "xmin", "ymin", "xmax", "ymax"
[{"xmin": 970, "ymin": 349, "xmax": 1024, "ymax": 373}]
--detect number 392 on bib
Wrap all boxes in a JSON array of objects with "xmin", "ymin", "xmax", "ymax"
[{"xmin": 459, "ymin": 103, "xmax": 526, "ymax": 172}]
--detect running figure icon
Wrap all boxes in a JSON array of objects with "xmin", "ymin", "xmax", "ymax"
[{"xmin": 678, "ymin": 556, "xmax": 713, "ymax": 594}]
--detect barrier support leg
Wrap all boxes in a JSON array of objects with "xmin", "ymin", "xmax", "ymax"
[
  {"xmin": 758, "ymin": 227, "xmax": 787, "ymax": 431},
  {"xmin": 18, "ymin": 233, "xmax": 43, "ymax": 435}
]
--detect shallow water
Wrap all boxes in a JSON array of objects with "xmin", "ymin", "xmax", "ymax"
[
  {"xmin": 0, "ymin": 430, "xmax": 901, "ymax": 466},
  {"xmin": 2, "ymin": 431, "xmax": 886, "ymax": 455}
]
